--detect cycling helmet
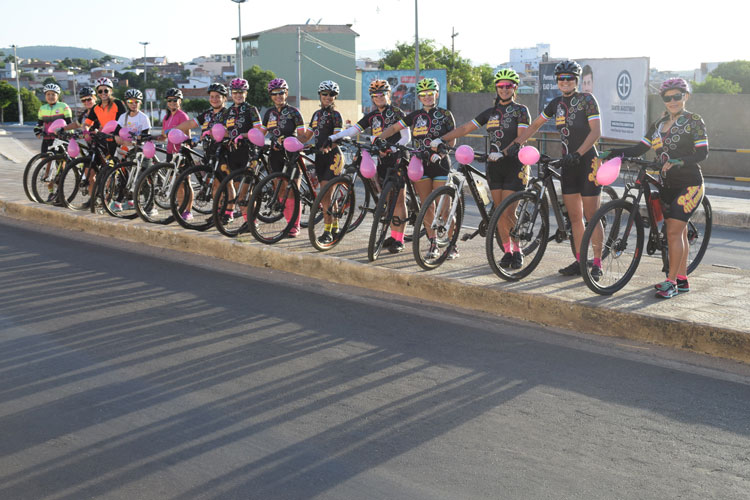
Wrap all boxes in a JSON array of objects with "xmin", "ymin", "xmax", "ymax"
[
  {"xmin": 659, "ymin": 78, "xmax": 691, "ymax": 95},
  {"xmin": 78, "ymin": 86, "xmax": 95, "ymax": 98},
  {"xmin": 124, "ymin": 88, "xmax": 143, "ymax": 100},
  {"xmin": 207, "ymin": 83, "xmax": 229, "ymax": 96},
  {"xmin": 165, "ymin": 87, "xmax": 183, "ymax": 99},
  {"xmin": 554, "ymin": 60, "xmax": 582, "ymax": 77},
  {"xmin": 42, "ymin": 83, "xmax": 61, "ymax": 94},
  {"xmin": 94, "ymin": 77, "xmax": 113, "ymax": 88},
  {"xmin": 230, "ymin": 78, "xmax": 249, "ymax": 91},
  {"xmin": 368, "ymin": 79, "xmax": 391, "ymax": 94},
  {"xmin": 493, "ymin": 68, "xmax": 520, "ymax": 86},
  {"xmin": 416, "ymin": 78, "xmax": 439, "ymax": 93},
  {"xmin": 318, "ymin": 80, "xmax": 339, "ymax": 95},
  {"xmin": 267, "ymin": 78, "xmax": 289, "ymax": 92}
]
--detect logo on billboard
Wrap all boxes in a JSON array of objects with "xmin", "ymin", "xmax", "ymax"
[{"xmin": 616, "ymin": 71, "xmax": 632, "ymax": 100}]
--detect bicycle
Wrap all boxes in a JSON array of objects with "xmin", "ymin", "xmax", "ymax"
[
  {"xmin": 579, "ymin": 157, "xmax": 712, "ymax": 295},
  {"xmin": 58, "ymin": 132, "xmax": 113, "ymax": 211},
  {"xmin": 307, "ymin": 139, "xmax": 380, "ymax": 251},
  {"xmin": 24, "ymin": 133, "xmax": 73, "ymax": 203},
  {"xmin": 485, "ymin": 153, "xmax": 618, "ymax": 281}
]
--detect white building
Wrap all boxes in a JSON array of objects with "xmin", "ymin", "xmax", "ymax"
[
  {"xmin": 507, "ymin": 43, "xmax": 551, "ymax": 75},
  {"xmin": 693, "ymin": 62, "xmax": 722, "ymax": 83}
]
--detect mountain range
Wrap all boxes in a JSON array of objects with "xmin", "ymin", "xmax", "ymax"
[{"xmin": 0, "ymin": 45, "xmax": 127, "ymax": 62}]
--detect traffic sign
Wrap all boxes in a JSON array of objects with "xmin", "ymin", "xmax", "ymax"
[{"xmin": 145, "ymin": 88, "xmax": 157, "ymax": 102}]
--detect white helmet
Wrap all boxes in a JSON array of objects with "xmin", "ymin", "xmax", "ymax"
[
  {"xmin": 43, "ymin": 83, "xmax": 61, "ymax": 94},
  {"xmin": 318, "ymin": 80, "xmax": 340, "ymax": 95},
  {"xmin": 94, "ymin": 77, "xmax": 114, "ymax": 89}
]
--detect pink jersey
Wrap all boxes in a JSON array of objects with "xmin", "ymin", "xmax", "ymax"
[{"xmin": 163, "ymin": 110, "xmax": 190, "ymax": 154}]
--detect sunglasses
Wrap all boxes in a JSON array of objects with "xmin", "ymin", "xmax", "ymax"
[
  {"xmin": 97, "ymin": 89, "xmax": 110, "ymax": 94},
  {"xmin": 370, "ymin": 92, "xmax": 386, "ymax": 97},
  {"xmin": 662, "ymin": 93, "xmax": 685, "ymax": 102},
  {"xmin": 126, "ymin": 99, "xmax": 140, "ymax": 104},
  {"xmin": 80, "ymin": 97, "xmax": 94, "ymax": 103},
  {"xmin": 270, "ymin": 90, "xmax": 286, "ymax": 96},
  {"xmin": 496, "ymin": 83, "xmax": 516, "ymax": 90},
  {"xmin": 418, "ymin": 91, "xmax": 436, "ymax": 97},
  {"xmin": 557, "ymin": 75, "xmax": 577, "ymax": 82},
  {"xmin": 231, "ymin": 90, "xmax": 246, "ymax": 94},
  {"xmin": 166, "ymin": 98, "xmax": 179, "ymax": 103},
  {"xmin": 319, "ymin": 92, "xmax": 336, "ymax": 97}
]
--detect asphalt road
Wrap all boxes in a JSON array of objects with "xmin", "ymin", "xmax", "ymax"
[{"xmin": 1, "ymin": 217, "xmax": 749, "ymax": 500}]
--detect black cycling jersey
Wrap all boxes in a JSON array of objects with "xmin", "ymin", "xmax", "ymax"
[
  {"xmin": 472, "ymin": 102, "xmax": 530, "ymax": 152},
  {"xmin": 541, "ymin": 92, "xmax": 600, "ymax": 156},
  {"xmin": 226, "ymin": 102, "xmax": 261, "ymax": 139},
  {"xmin": 309, "ymin": 106, "xmax": 343, "ymax": 149},
  {"xmin": 400, "ymin": 107, "xmax": 455, "ymax": 151},
  {"xmin": 262, "ymin": 105, "xmax": 304, "ymax": 139},
  {"xmin": 195, "ymin": 107, "xmax": 229, "ymax": 133},
  {"xmin": 355, "ymin": 105, "xmax": 405, "ymax": 145}
]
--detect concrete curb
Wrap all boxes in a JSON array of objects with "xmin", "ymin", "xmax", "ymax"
[{"xmin": 2, "ymin": 199, "xmax": 749, "ymax": 364}]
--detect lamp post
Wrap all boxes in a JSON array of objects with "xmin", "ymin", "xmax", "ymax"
[
  {"xmin": 11, "ymin": 44, "xmax": 23, "ymax": 125},
  {"xmin": 231, "ymin": 0, "xmax": 247, "ymax": 78},
  {"xmin": 414, "ymin": 0, "xmax": 420, "ymax": 86},
  {"xmin": 139, "ymin": 41, "xmax": 149, "ymax": 84}
]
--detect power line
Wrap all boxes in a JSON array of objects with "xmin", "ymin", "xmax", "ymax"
[
  {"xmin": 302, "ymin": 54, "xmax": 357, "ymax": 82},
  {"xmin": 302, "ymin": 33, "xmax": 355, "ymax": 59}
]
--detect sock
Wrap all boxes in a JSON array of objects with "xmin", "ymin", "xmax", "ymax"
[
  {"xmin": 593, "ymin": 258, "xmax": 601, "ymax": 268},
  {"xmin": 511, "ymin": 241, "xmax": 521, "ymax": 253},
  {"xmin": 676, "ymin": 275, "xmax": 688, "ymax": 281},
  {"xmin": 392, "ymin": 231, "xmax": 404, "ymax": 243},
  {"xmin": 243, "ymin": 212, "xmax": 248, "ymax": 221},
  {"xmin": 332, "ymin": 220, "xmax": 339, "ymax": 231},
  {"xmin": 283, "ymin": 198, "xmax": 294, "ymax": 222},
  {"xmin": 225, "ymin": 209, "xmax": 233, "ymax": 216},
  {"xmin": 576, "ymin": 252, "xmax": 580, "ymax": 263},
  {"xmin": 503, "ymin": 242, "xmax": 511, "ymax": 253},
  {"xmin": 324, "ymin": 223, "xmax": 332, "ymax": 232}
]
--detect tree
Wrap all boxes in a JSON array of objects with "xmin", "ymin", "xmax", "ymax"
[
  {"xmin": 693, "ymin": 75, "xmax": 741, "ymax": 94},
  {"xmin": 243, "ymin": 65, "xmax": 277, "ymax": 108},
  {"xmin": 710, "ymin": 60, "xmax": 750, "ymax": 93},
  {"xmin": 182, "ymin": 98, "xmax": 210, "ymax": 114},
  {"xmin": 0, "ymin": 81, "xmax": 18, "ymax": 123},
  {"xmin": 4, "ymin": 87, "xmax": 41, "ymax": 123}
]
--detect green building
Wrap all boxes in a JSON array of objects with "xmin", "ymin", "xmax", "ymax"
[{"xmin": 235, "ymin": 24, "xmax": 358, "ymax": 103}]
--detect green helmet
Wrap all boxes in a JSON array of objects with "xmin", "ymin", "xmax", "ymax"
[
  {"xmin": 416, "ymin": 78, "xmax": 439, "ymax": 93},
  {"xmin": 493, "ymin": 68, "xmax": 520, "ymax": 86}
]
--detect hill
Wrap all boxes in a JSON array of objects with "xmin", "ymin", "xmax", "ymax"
[{"xmin": 0, "ymin": 45, "xmax": 125, "ymax": 62}]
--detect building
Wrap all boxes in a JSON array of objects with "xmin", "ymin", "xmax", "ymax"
[
  {"xmin": 234, "ymin": 24, "xmax": 358, "ymax": 103},
  {"xmin": 693, "ymin": 62, "xmax": 722, "ymax": 83},
  {"xmin": 508, "ymin": 43, "xmax": 550, "ymax": 75}
]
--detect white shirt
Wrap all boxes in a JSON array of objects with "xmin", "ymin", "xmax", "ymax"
[{"xmin": 117, "ymin": 111, "xmax": 151, "ymax": 135}]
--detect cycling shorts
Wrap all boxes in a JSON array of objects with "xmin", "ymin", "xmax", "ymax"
[
  {"xmin": 661, "ymin": 184, "xmax": 704, "ymax": 222},
  {"xmin": 487, "ymin": 156, "xmax": 528, "ymax": 192},
  {"xmin": 314, "ymin": 146, "xmax": 344, "ymax": 182},
  {"xmin": 561, "ymin": 151, "xmax": 602, "ymax": 197}
]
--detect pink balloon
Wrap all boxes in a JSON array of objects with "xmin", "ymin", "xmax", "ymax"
[
  {"xmin": 211, "ymin": 123, "xmax": 226, "ymax": 142},
  {"xmin": 101, "ymin": 120, "xmax": 118, "ymax": 134},
  {"xmin": 518, "ymin": 146, "xmax": 541, "ymax": 165},
  {"xmin": 118, "ymin": 127, "xmax": 134, "ymax": 141},
  {"xmin": 283, "ymin": 136, "xmax": 304, "ymax": 152},
  {"xmin": 247, "ymin": 128, "xmax": 265, "ymax": 147},
  {"xmin": 407, "ymin": 155, "xmax": 424, "ymax": 182},
  {"xmin": 142, "ymin": 141, "xmax": 156, "ymax": 159},
  {"xmin": 168, "ymin": 128, "xmax": 189, "ymax": 144},
  {"xmin": 360, "ymin": 150, "xmax": 376, "ymax": 178},
  {"xmin": 67, "ymin": 139, "xmax": 80, "ymax": 157},
  {"xmin": 455, "ymin": 144, "xmax": 475, "ymax": 165},
  {"xmin": 49, "ymin": 118, "xmax": 67, "ymax": 133},
  {"xmin": 596, "ymin": 157, "xmax": 622, "ymax": 186}
]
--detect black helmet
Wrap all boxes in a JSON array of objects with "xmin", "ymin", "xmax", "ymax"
[
  {"xmin": 208, "ymin": 83, "xmax": 228, "ymax": 96},
  {"xmin": 554, "ymin": 60, "xmax": 582, "ymax": 77},
  {"xmin": 166, "ymin": 88, "xmax": 183, "ymax": 99},
  {"xmin": 78, "ymin": 86, "xmax": 96, "ymax": 98}
]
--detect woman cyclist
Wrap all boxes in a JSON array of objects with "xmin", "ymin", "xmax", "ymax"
[
  {"xmin": 378, "ymin": 77, "xmax": 457, "ymax": 259},
  {"xmin": 160, "ymin": 88, "xmax": 190, "ymax": 162},
  {"xmin": 261, "ymin": 78, "xmax": 306, "ymax": 237},
  {"xmin": 63, "ymin": 86, "xmax": 96, "ymax": 132},
  {"xmin": 86, "ymin": 77, "xmax": 127, "ymax": 156},
  {"xmin": 432, "ymin": 68, "xmax": 530, "ymax": 267},
  {"xmin": 327, "ymin": 79, "xmax": 410, "ymax": 252},
  {"xmin": 116, "ymin": 88, "xmax": 151, "ymax": 145},
  {"xmin": 35, "ymin": 83, "xmax": 72, "ymax": 155},
  {"xmin": 603, "ymin": 78, "xmax": 707, "ymax": 298},
  {"xmin": 512, "ymin": 60, "xmax": 604, "ymax": 278},
  {"xmin": 298, "ymin": 80, "xmax": 344, "ymax": 244}
]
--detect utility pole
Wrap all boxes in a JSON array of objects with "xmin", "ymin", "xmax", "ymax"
[
  {"xmin": 139, "ymin": 41, "xmax": 149, "ymax": 84},
  {"xmin": 231, "ymin": 0, "xmax": 247, "ymax": 78},
  {"xmin": 450, "ymin": 27, "xmax": 459, "ymax": 88},
  {"xmin": 414, "ymin": 0, "xmax": 420, "ymax": 86},
  {"xmin": 297, "ymin": 26, "xmax": 302, "ymax": 106},
  {"xmin": 12, "ymin": 44, "xmax": 23, "ymax": 124}
]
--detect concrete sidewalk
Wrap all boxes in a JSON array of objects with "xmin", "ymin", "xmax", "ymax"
[{"xmin": 1, "ymin": 153, "xmax": 749, "ymax": 364}]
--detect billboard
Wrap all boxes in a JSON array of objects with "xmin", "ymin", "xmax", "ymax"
[
  {"xmin": 361, "ymin": 69, "xmax": 448, "ymax": 114},
  {"xmin": 538, "ymin": 57, "xmax": 649, "ymax": 140}
]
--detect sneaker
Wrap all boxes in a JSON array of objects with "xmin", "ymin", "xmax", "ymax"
[
  {"xmin": 676, "ymin": 278, "xmax": 690, "ymax": 293},
  {"xmin": 318, "ymin": 231, "xmax": 334, "ymax": 245},
  {"xmin": 511, "ymin": 251, "xmax": 524, "ymax": 269},
  {"xmin": 447, "ymin": 245, "xmax": 459, "ymax": 260},
  {"xmin": 46, "ymin": 192, "xmax": 57, "ymax": 202},
  {"xmin": 220, "ymin": 212, "xmax": 234, "ymax": 225},
  {"xmin": 558, "ymin": 261, "xmax": 581, "ymax": 276},
  {"xmin": 288, "ymin": 226, "xmax": 300, "ymax": 238},
  {"xmin": 499, "ymin": 252, "xmax": 513, "ymax": 268},
  {"xmin": 109, "ymin": 201, "xmax": 122, "ymax": 213},
  {"xmin": 426, "ymin": 238, "xmax": 439, "ymax": 259},
  {"xmin": 127, "ymin": 200, "xmax": 135, "ymax": 209},
  {"xmin": 181, "ymin": 211, "xmax": 194, "ymax": 221},
  {"xmin": 389, "ymin": 240, "xmax": 405, "ymax": 254},
  {"xmin": 590, "ymin": 265, "xmax": 602, "ymax": 282},
  {"xmin": 147, "ymin": 207, "xmax": 159, "ymax": 217},
  {"xmin": 382, "ymin": 236, "xmax": 396, "ymax": 250},
  {"xmin": 655, "ymin": 280, "xmax": 678, "ymax": 299}
]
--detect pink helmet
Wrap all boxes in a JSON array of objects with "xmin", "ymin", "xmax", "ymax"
[
  {"xmin": 659, "ymin": 78, "xmax": 691, "ymax": 95},
  {"xmin": 230, "ymin": 78, "xmax": 249, "ymax": 90},
  {"xmin": 268, "ymin": 78, "xmax": 288, "ymax": 92}
]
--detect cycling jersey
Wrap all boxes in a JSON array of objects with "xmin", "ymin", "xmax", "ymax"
[
  {"xmin": 262, "ymin": 105, "xmax": 305, "ymax": 139},
  {"xmin": 399, "ymin": 107, "xmax": 455, "ymax": 151},
  {"xmin": 162, "ymin": 110, "xmax": 190, "ymax": 154},
  {"xmin": 37, "ymin": 102, "xmax": 72, "ymax": 139},
  {"xmin": 226, "ymin": 102, "xmax": 261, "ymax": 140},
  {"xmin": 195, "ymin": 107, "xmax": 229, "ymax": 133},
  {"xmin": 472, "ymin": 102, "xmax": 530, "ymax": 153},
  {"xmin": 355, "ymin": 105, "xmax": 405, "ymax": 145},
  {"xmin": 309, "ymin": 106, "xmax": 343, "ymax": 149},
  {"xmin": 86, "ymin": 100, "xmax": 127, "ymax": 130}
]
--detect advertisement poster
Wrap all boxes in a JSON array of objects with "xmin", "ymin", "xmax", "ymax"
[
  {"xmin": 361, "ymin": 69, "xmax": 448, "ymax": 114},
  {"xmin": 538, "ymin": 58, "xmax": 649, "ymax": 140}
]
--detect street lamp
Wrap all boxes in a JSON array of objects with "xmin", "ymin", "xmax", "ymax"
[
  {"xmin": 11, "ymin": 44, "xmax": 23, "ymax": 125},
  {"xmin": 414, "ymin": 0, "xmax": 420, "ymax": 86},
  {"xmin": 231, "ymin": 0, "xmax": 247, "ymax": 78},
  {"xmin": 139, "ymin": 41, "xmax": 149, "ymax": 84}
]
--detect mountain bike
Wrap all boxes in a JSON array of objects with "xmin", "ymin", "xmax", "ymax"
[{"xmin": 58, "ymin": 132, "xmax": 112, "ymax": 211}]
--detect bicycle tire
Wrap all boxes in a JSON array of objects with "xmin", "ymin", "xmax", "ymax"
[
  {"xmin": 580, "ymin": 199, "xmax": 644, "ymax": 295},
  {"xmin": 660, "ymin": 195, "xmax": 712, "ymax": 276},
  {"xmin": 31, "ymin": 155, "xmax": 66, "ymax": 205},
  {"xmin": 308, "ymin": 177, "xmax": 356, "ymax": 251},
  {"xmin": 100, "ymin": 161, "xmax": 139, "ymax": 219},
  {"xmin": 412, "ymin": 185, "xmax": 464, "ymax": 271},
  {"xmin": 247, "ymin": 172, "xmax": 299, "ymax": 244},
  {"xmin": 368, "ymin": 182, "xmax": 398, "ymax": 262},
  {"xmin": 23, "ymin": 152, "xmax": 49, "ymax": 202},
  {"xmin": 59, "ymin": 157, "xmax": 96, "ymax": 210},
  {"xmin": 486, "ymin": 190, "xmax": 550, "ymax": 281},
  {"xmin": 170, "ymin": 164, "xmax": 215, "ymax": 231},
  {"xmin": 213, "ymin": 168, "xmax": 257, "ymax": 237},
  {"xmin": 348, "ymin": 173, "xmax": 373, "ymax": 232},
  {"xmin": 134, "ymin": 162, "xmax": 178, "ymax": 224}
]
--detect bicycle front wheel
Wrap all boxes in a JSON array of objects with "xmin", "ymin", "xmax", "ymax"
[
  {"xmin": 135, "ymin": 162, "xmax": 177, "ymax": 224},
  {"xmin": 580, "ymin": 199, "xmax": 644, "ymax": 295},
  {"xmin": 247, "ymin": 172, "xmax": 299, "ymax": 244},
  {"xmin": 412, "ymin": 185, "xmax": 463, "ymax": 271},
  {"xmin": 308, "ymin": 177, "xmax": 356, "ymax": 251},
  {"xmin": 59, "ymin": 157, "xmax": 94, "ymax": 210},
  {"xmin": 31, "ymin": 155, "xmax": 67, "ymax": 205},
  {"xmin": 23, "ymin": 152, "xmax": 49, "ymax": 202},
  {"xmin": 348, "ymin": 173, "xmax": 373, "ymax": 232},
  {"xmin": 101, "ymin": 162, "xmax": 138, "ymax": 219},
  {"xmin": 368, "ymin": 182, "xmax": 398, "ymax": 262},
  {"xmin": 213, "ymin": 168, "xmax": 257, "ymax": 237}
]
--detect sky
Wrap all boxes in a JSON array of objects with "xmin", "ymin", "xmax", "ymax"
[{"xmin": 0, "ymin": 0, "xmax": 745, "ymax": 72}]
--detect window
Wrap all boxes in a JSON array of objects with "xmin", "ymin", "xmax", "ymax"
[{"xmin": 242, "ymin": 39, "xmax": 258, "ymax": 58}]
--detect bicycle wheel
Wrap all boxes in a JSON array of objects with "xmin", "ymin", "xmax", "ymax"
[
  {"xmin": 170, "ymin": 164, "xmax": 215, "ymax": 231},
  {"xmin": 247, "ymin": 172, "xmax": 299, "ymax": 244},
  {"xmin": 100, "ymin": 162, "xmax": 138, "ymax": 219},
  {"xmin": 368, "ymin": 182, "xmax": 398, "ymax": 262},
  {"xmin": 298, "ymin": 175, "xmax": 320, "ymax": 230},
  {"xmin": 580, "ymin": 199, "xmax": 644, "ymax": 295},
  {"xmin": 213, "ymin": 168, "xmax": 256, "ymax": 237},
  {"xmin": 23, "ymin": 152, "xmax": 48, "ymax": 202},
  {"xmin": 402, "ymin": 187, "xmax": 425, "ymax": 243},
  {"xmin": 486, "ymin": 190, "xmax": 550, "ymax": 281},
  {"xmin": 134, "ymin": 162, "xmax": 177, "ymax": 224},
  {"xmin": 348, "ymin": 173, "xmax": 373, "ymax": 233},
  {"xmin": 308, "ymin": 177, "xmax": 356, "ymax": 251},
  {"xmin": 59, "ymin": 157, "xmax": 95, "ymax": 210},
  {"xmin": 413, "ymin": 185, "xmax": 463, "ymax": 271},
  {"xmin": 31, "ymin": 155, "xmax": 66, "ymax": 205},
  {"xmin": 660, "ymin": 195, "xmax": 712, "ymax": 276}
]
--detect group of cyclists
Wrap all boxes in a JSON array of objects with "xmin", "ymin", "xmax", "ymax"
[{"xmin": 32, "ymin": 59, "xmax": 708, "ymax": 299}]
